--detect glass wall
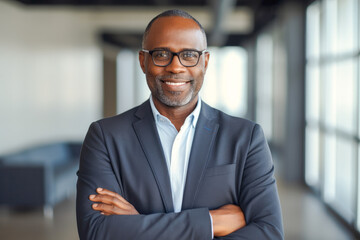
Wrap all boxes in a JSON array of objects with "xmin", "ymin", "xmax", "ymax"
[{"xmin": 305, "ymin": 0, "xmax": 360, "ymax": 230}]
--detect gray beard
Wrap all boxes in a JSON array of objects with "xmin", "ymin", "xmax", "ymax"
[{"xmin": 154, "ymin": 75, "xmax": 195, "ymax": 107}]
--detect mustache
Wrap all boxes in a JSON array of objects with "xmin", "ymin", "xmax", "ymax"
[{"xmin": 155, "ymin": 74, "xmax": 193, "ymax": 82}]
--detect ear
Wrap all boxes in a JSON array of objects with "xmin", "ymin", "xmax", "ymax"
[
  {"xmin": 139, "ymin": 51, "xmax": 146, "ymax": 73},
  {"xmin": 203, "ymin": 51, "xmax": 210, "ymax": 72}
]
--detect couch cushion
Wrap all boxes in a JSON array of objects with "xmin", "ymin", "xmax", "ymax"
[{"xmin": 2, "ymin": 143, "xmax": 71, "ymax": 167}]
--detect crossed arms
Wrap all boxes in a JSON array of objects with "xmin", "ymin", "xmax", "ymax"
[
  {"xmin": 89, "ymin": 187, "xmax": 246, "ymax": 237},
  {"xmin": 76, "ymin": 120, "xmax": 284, "ymax": 240}
]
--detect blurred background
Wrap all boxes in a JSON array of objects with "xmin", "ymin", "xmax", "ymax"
[{"xmin": 0, "ymin": 0, "xmax": 359, "ymax": 239}]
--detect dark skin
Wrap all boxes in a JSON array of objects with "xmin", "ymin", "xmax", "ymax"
[
  {"xmin": 90, "ymin": 16, "xmax": 246, "ymax": 237},
  {"xmin": 140, "ymin": 17, "xmax": 207, "ymax": 131}
]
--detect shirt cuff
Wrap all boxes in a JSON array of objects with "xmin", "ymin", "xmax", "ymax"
[{"xmin": 209, "ymin": 212, "xmax": 214, "ymax": 239}]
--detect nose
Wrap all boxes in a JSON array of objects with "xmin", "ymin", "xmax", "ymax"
[{"xmin": 164, "ymin": 55, "xmax": 186, "ymax": 73}]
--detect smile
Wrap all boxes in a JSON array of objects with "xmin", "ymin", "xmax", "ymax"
[{"xmin": 164, "ymin": 81, "xmax": 187, "ymax": 86}]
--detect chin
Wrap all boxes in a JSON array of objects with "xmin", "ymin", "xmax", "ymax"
[{"xmin": 161, "ymin": 94, "xmax": 195, "ymax": 108}]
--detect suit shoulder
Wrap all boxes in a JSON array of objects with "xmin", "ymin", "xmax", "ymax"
[
  {"xmin": 219, "ymin": 111, "xmax": 255, "ymax": 127},
  {"xmin": 210, "ymin": 108, "xmax": 266, "ymax": 145},
  {"xmin": 92, "ymin": 101, "xmax": 149, "ymax": 132},
  {"xmin": 203, "ymin": 103, "xmax": 256, "ymax": 129},
  {"xmin": 98, "ymin": 106, "xmax": 138, "ymax": 124},
  {"xmin": 202, "ymin": 104, "xmax": 263, "ymax": 141}
]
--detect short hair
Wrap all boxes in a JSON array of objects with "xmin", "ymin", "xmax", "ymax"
[{"xmin": 142, "ymin": 9, "xmax": 207, "ymax": 48}]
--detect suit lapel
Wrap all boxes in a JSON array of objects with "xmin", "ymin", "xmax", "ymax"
[
  {"xmin": 182, "ymin": 103, "xmax": 219, "ymax": 210},
  {"xmin": 132, "ymin": 101, "xmax": 174, "ymax": 213}
]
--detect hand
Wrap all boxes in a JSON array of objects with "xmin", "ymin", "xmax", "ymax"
[
  {"xmin": 209, "ymin": 204, "xmax": 246, "ymax": 237},
  {"xmin": 89, "ymin": 188, "xmax": 139, "ymax": 216}
]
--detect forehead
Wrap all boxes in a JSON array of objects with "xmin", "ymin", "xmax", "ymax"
[{"xmin": 144, "ymin": 16, "xmax": 206, "ymax": 51}]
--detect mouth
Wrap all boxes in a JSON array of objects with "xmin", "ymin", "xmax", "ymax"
[{"xmin": 161, "ymin": 80, "xmax": 190, "ymax": 86}]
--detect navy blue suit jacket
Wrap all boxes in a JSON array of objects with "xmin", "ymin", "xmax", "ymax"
[{"xmin": 76, "ymin": 100, "xmax": 284, "ymax": 239}]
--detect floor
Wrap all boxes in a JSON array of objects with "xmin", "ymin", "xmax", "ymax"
[
  {"xmin": 277, "ymin": 181, "xmax": 357, "ymax": 240},
  {"xmin": 0, "ymin": 182, "xmax": 358, "ymax": 240}
]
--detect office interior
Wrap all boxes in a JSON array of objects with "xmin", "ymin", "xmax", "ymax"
[{"xmin": 0, "ymin": 0, "xmax": 359, "ymax": 239}]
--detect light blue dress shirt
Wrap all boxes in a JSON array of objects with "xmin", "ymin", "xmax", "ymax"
[
  {"xmin": 150, "ymin": 96, "xmax": 213, "ymax": 238},
  {"xmin": 150, "ymin": 96, "xmax": 201, "ymax": 213}
]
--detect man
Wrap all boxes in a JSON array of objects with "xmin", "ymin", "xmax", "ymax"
[{"xmin": 76, "ymin": 9, "xmax": 283, "ymax": 240}]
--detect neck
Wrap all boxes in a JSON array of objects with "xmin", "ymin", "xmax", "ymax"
[{"xmin": 152, "ymin": 96, "xmax": 198, "ymax": 131}]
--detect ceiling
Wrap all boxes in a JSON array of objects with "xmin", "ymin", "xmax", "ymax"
[
  {"xmin": 14, "ymin": 0, "xmax": 280, "ymax": 7},
  {"xmin": 11, "ymin": 0, "xmax": 308, "ymax": 47}
]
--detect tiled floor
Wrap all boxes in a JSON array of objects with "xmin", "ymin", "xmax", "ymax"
[{"xmin": 0, "ymin": 182, "xmax": 357, "ymax": 240}]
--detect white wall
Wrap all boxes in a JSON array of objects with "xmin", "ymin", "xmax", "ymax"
[{"xmin": 0, "ymin": 1, "xmax": 103, "ymax": 154}]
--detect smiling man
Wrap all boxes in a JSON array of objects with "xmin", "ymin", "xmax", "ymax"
[{"xmin": 76, "ymin": 9, "xmax": 283, "ymax": 240}]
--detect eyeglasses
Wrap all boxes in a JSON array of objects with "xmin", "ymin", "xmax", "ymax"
[{"xmin": 142, "ymin": 49, "xmax": 207, "ymax": 67}]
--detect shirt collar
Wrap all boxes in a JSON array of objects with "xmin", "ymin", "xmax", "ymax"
[{"xmin": 149, "ymin": 95, "xmax": 202, "ymax": 128}]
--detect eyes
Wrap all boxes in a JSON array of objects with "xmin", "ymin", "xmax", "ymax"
[
  {"xmin": 153, "ymin": 50, "xmax": 170, "ymax": 60},
  {"xmin": 142, "ymin": 49, "xmax": 207, "ymax": 67},
  {"xmin": 152, "ymin": 50, "xmax": 199, "ymax": 61},
  {"xmin": 181, "ymin": 51, "xmax": 198, "ymax": 60}
]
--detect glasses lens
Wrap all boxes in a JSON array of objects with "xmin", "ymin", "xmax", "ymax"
[
  {"xmin": 150, "ymin": 50, "xmax": 201, "ymax": 67},
  {"xmin": 152, "ymin": 50, "xmax": 171, "ymax": 66},
  {"xmin": 179, "ymin": 51, "xmax": 200, "ymax": 66}
]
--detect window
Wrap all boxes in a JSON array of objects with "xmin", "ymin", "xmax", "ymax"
[
  {"xmin": 305, "ymin": 0, "xmax": 360, "ymax": 232},
  {"xmin": 202, "ymin": 47, "xmax": 248, "ymax": 117},
  {"xmin": 255, "ymin": 34, "xmax": 274, "ymax": 139}
]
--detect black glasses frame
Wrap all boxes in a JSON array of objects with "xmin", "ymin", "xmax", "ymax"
[{"xmin": 142, "ymin": 49, "xmax": 207, "ymax": 67}]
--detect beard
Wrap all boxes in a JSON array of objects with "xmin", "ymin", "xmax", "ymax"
[{"xmin": 152, "ymin": 74, "xmax": 197, "ymax": 107}]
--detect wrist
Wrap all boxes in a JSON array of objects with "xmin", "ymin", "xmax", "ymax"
[{"xmin": 209, "ymin": 209, "xmax": 224, "ymax": 236}]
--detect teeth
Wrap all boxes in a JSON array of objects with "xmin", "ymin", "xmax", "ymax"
[{"xmin": 165, "ymin": 82, "xmax": 186, "ymax": 86}]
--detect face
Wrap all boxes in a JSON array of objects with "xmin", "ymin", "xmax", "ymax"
[{"xmin": 139, "ymin": 16, "xmax": 209, "ymax": 110}]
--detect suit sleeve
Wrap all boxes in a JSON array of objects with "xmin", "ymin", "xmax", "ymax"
[
  {"xmin": 76, "ymin": 122, "xmax": 212, "ymax": 240},
  {"xmin": 215, "ymin": 124, "xmax": 284, "ymax": 240}
]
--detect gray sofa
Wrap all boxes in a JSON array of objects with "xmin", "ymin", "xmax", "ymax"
[{"xmin": 0, "ymin": 142, "xmax": 81, "ymax": 218}]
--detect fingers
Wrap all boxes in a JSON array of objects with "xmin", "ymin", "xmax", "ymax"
[
  {"xmin": 89, "ymin": 188, "xmax": 139, "ymax": 216},
  {"xmin": 90, "ymin": 193, "xmax": 126, "ymax": 210},
  {"xmin": 89, "ymin": 188, "xmax": 128, "ymax": 206},
  {"xmin": 96, "ymin": 188, "xmax": 129, "ymax": 204},
  {"xmin": 92, "ymin": 202, "xmax": 124, "ymax": 215},
  {"xmin": 91, "ymin": 200, "xmax": 138, "ymax": 215}
]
